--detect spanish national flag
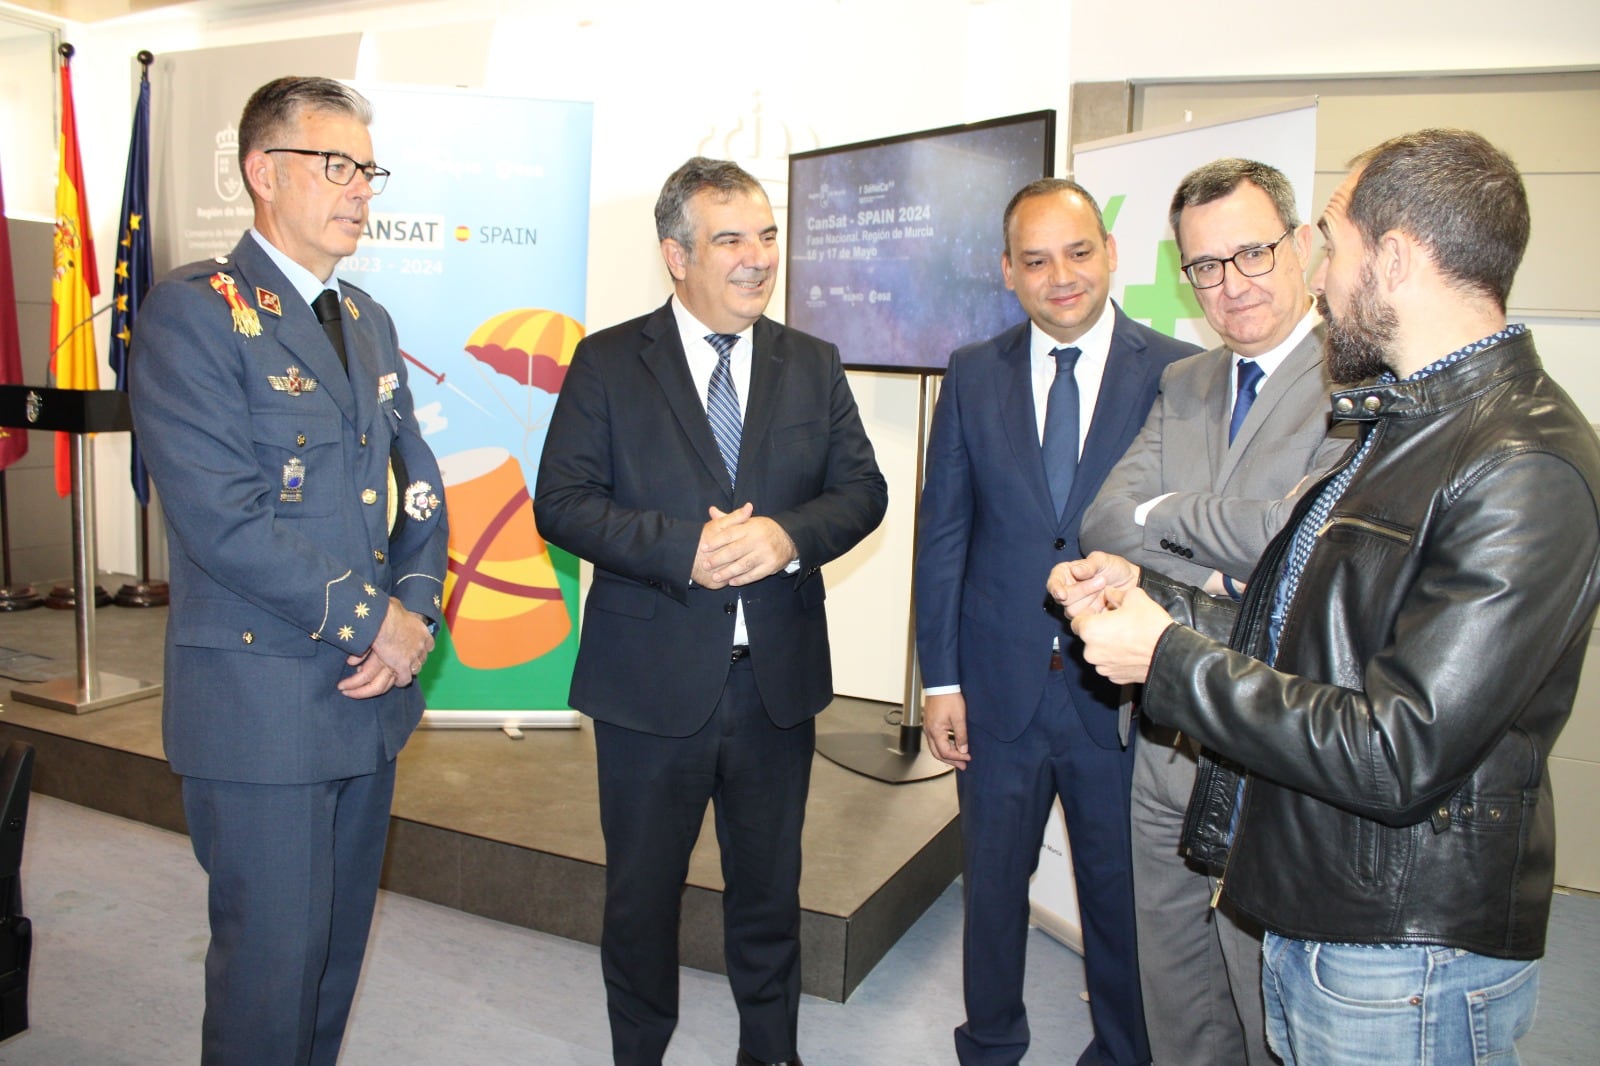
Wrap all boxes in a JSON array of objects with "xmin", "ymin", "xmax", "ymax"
[{"xmin": 49, "ymin": 46, "xmax": 100, "ymax": 497}]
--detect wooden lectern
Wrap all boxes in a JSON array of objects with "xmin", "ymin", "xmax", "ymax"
[{"xmin": 0, "ymin": 386, "xmax": 161, "ymax": 713}]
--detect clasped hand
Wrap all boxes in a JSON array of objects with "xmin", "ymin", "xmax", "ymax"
[
  {"xmin": 1046, "ymin": 552, "xmax": 1173, "ymax": 686},
  {"xmin": 692, "ymin": 502, "xmax": 797, "ymax": 589},
  {"xmin": 338, "ymin": 596, "xmax": 435, "ymax": 699}
]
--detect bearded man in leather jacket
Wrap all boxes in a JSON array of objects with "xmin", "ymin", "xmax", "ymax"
[{"xmin": 1047, "ymin": 128, "xmax": 1600, "ymax": 1066}]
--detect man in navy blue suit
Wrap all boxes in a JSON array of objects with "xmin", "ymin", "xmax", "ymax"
[
  {"xmin": 131, "ymin": 77, "xmax": 446, "ymax": 1064},
  {"xmin": 536, "ymin": 158, "xmax": 885, "ymax": 1066},
  {"xmin": 915, "ymin": 178, "xmax": 1199, "ymax": 1065}
]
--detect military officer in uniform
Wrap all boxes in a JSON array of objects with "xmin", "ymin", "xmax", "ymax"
[{"xmin": 130, "ymin": 76, "xmax": 446, "ymax": 1065}]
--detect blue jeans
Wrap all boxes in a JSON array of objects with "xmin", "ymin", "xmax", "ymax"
[{"xmin": 1261, "ymin": 933, "xmax": 1539, "ymax": 1065}]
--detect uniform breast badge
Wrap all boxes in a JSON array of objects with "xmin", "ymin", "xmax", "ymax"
[
  {"xmin": 376, "ymin": 372, "xmax": 398, "ymax": 404},
  {"xmin": 281, "ymin": 457, "xmax": 306, "ymax": 503},
  {"xmin": 403, "ymin": 480, "xmax": 440, "ymax": 523},
  {"xmin": 209, "ymin": 272, "xmax": 262, "ymax": 337},
  {"xmin": 344, "ymin": 296, "xmax": 360, "ymax": 321},
  {"xmin": 256, "ymin": 287, "xmax": 283, "ymax": 316},
  {"xmin": 268, "ymin": 366, "xmax": 319, "ymax": 395}
]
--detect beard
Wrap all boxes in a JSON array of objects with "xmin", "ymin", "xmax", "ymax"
[{"xmin": 1320, "ymin": 261, "xmax": 1398, "ymax": 385}]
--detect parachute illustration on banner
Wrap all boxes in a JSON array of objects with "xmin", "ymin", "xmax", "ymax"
[
  {"xmin": 426, "ymin": 307, "xmax": 584, "ymax": 672},
  {"xmin": 463, "ymin": 307, "xmax": 584, "ymax": 468}
]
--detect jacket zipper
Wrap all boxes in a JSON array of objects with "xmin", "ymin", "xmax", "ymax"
[
  {"xmin": 1210, "ymin": 775, "xmax": 1249, "ymax": 909},
  {"xmin": 1316, "ymin": 514, "xmax": 1413, "ymax": 544}
]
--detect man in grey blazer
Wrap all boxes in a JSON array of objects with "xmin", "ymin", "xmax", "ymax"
[
  {"xmin": 535, "ymin": 158, "xmax": 885, "ymax": 1066},
  {"xmin": 131, "ymin": 78, "xmax": 446, "ymax": 1064},
  {"xmin": 1080, "ymin": 159, "xmax": 1352, "ymax": 1065}
]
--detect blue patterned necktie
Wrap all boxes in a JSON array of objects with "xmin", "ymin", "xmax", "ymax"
[
  {"xmin": 1041, "ymin": 346, "xmax": 1082, "ymax": 520},
  {"xmin": 705, "ymin": 333, "xmax": 743, "ymax": 485},
  {"xmin": 1229, "ymin": 358, "xmax": 1265, "ymax": 445}
]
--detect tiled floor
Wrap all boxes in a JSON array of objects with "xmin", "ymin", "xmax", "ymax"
[{"xmin": 5, "ymin": 794, "xmax": 1599, "ymax": 1064}]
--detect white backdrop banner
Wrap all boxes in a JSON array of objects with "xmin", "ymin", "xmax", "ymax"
[{"xmin": 1027, "ymin": 101, "xmax": 1318, "ymax": 949}]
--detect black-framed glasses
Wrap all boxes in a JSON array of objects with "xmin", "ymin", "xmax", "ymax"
[
  {"xmin": 1181, "ymin": 229, "xmax": 1291, "ymax": 289},
  {"xmin": 265, "ymin": 148, "xmax": 390, "ymax": 194}
]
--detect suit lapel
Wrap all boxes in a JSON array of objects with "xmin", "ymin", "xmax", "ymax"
[
  {"xmin": 638, "ymin": 302, "xmax": 732, "ymax": 495},
  {"xmin": 993, "ymin": 325, "xmax": 1056, "ymax": 524},
  {"xmin": 742, "ymin": 317, "xmax": 785, "ymax": 483},
  {"xmin": 340, "ymin": 291, "xmax": 379, "ymax": 436},
  {"xmin": 1217, "ymin": 327, "xmax": 1323, "ymax": 484},
  {"xmin": 1065, "ymin": 309, "xmax": 1156, "ymax": 527}
]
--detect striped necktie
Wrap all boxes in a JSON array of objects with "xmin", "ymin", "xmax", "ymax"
[{"xmin": 705, "ymin": 332, "xmax": 742, "ymax": 485}]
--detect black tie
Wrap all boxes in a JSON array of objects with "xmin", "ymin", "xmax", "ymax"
[{"xmin": 312, "ymin": 289, "xmax": 347, "ymax": 372}]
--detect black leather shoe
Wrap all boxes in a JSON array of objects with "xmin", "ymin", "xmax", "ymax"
[{"xmin": 736, "ymin": 1050, "xmax": 803, "ymax": 1066}]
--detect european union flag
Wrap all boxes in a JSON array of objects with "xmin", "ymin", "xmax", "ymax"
[{"xmin": 111, "ymin": 61, "xmax": 153, "ymax": 505}]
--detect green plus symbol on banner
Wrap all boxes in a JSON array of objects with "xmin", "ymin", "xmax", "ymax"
[{"xmin": 1122, "ymin": 239, "xmax": 1204, "ymax": 336}]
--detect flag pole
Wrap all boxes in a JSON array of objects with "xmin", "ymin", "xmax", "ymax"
[{"xmin": 113, "ymin": 50, "xmax": 166, "ymax": 608}]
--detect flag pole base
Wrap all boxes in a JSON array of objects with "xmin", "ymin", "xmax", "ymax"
[
  {"xmin": 0, "ymin": 584, "xmax": 43, "ymax": 611},
  {"xmin": 44, "ymin": 582, "xmax": 112, "ymax": 610},
  {"xmin": 113, "ymin": 579, "xmax": 168, "ymax": 608}
]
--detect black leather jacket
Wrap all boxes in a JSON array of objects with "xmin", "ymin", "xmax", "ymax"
[{"xmin": 1140, "ymin": 332, "xmax": 1600, "ymax": 959}]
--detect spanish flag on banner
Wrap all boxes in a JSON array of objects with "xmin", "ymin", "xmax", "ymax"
[{"xmin": 49, "ymin": 46, "xmax": 100, "ymax": 497}]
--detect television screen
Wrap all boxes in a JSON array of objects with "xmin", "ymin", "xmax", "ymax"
[{"xmin": 786, "ymin": 111, "xmax": 1054, "ymax": 373}]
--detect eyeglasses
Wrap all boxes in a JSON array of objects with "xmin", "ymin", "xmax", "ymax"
[
  {"xmin": 1181, "ymin": 229, "xmax": 1291, "ymax": 289},
  {"xmin": 264, "ymin": 148, "xmax": 390, "ymax": 195}
]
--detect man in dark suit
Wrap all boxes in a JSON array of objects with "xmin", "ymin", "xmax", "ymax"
[
  {"xmin": 130, "ymin": 77, "xmax": 446, "ymax": 1064},
  {"xmin": 1081, "ymin": 159, "xmax": 1352, "ymax": 1066},
  {"xmin": 534, "ymin": 157, "xmax": 886, "ymax": 1066},
  {"xmin": 915, "ymin": 178, "xmax": 1199, "ymax": 1066}
]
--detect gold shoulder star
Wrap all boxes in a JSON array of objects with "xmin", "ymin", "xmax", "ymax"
[
  {"xmin": 364, "ymin": 583, "xmax": 377, "ymax": 597},
  {"xmin": 338, "ymin": 625, "xmax": 355, "ymax": 641},
  {"xmin": 354, "ymin": 601, "xmax": 371, "ymax": 619},
  {"xmin": 433, "ymin": 594, "xmax": 442, "ymax": 609}
]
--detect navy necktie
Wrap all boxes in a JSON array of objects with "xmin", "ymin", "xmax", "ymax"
[
  {"xmin": 705, "ymin": 333, "xmax": 742, "ymax": 485},
  {"xmin": 1042, "ymin": 346, "xmax": 1082, "ymax": 519},
  {"xmin": 1229, "ymin": 358, "xmax": 1265, "ymax": 445}
]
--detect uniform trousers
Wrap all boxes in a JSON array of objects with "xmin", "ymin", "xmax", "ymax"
[{"xmin": 182, "ymin": 758, "xmax": 396, "ymax": 1066}]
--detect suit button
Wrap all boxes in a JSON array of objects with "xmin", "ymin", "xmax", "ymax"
[
  {"xmin": 360, "ymin": 433, "xmax": 369, "ymax": 446},
  {"xmin": 374, "ymin": 549, "xmax": 386, "ymax": 563},
  {"xmin": 362, "ymin": 488, "xmax": 378, "ymax": 505},
  {"xmin": 242, "ymin": 631, "xmax": 254, "ymax": 645},
  {"xmin": 724, "ymin": 602, "xmax": 736, "ymax": 614},
  {"xmin": 1183, "ymin": 547, "xmax": 1193, "ymax": 558},
  {"xmin": 1160, "ymin": 538, "xmax": 1171, "ymax": 550},
  {"xmin": 296, "ymin": 433, "xmax": 307, "ymax": 447},
  {"xmin": 1053, "ymin": 538, "xmax": 1066, "ymax": 551}
]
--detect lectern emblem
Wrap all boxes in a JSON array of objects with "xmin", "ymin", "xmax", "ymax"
[{"xmin": 24, "ymin": 391, "xmax": 41, "ymax": 424}]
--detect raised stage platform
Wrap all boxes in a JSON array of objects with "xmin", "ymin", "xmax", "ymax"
[{"xmin": 0, "ymin": 586, "xmax": 960, "ymax": 1001}]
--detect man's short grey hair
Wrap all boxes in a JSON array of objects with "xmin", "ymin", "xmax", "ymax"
[
  {"xmin": 238, "ymin": 76, "xmax": 373, "ymax": 171},
  {"xmin": 654, "ymin": 157, "xmax": 766, "ymax": 251},
  {"xmin": 1168, "ymin": 159, "xmax": 1299, "ymax": 255}
]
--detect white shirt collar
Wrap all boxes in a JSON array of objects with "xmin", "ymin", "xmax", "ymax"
[
  {"xmin": 248, "ymin": 228, "xmax": 338, "ymax": 307},
  {"xmin": 1236, "ymin": 299, "xmax": 1319, "ymax": 379}
]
